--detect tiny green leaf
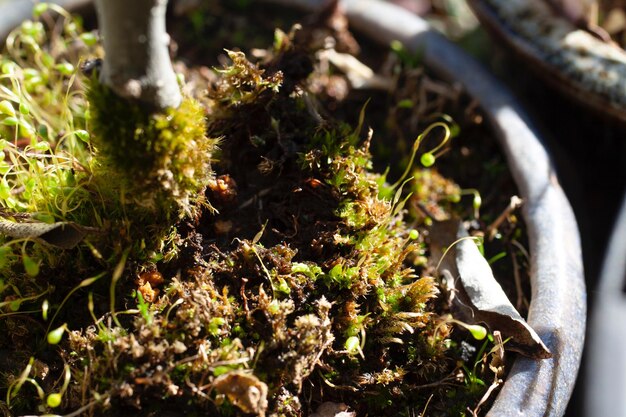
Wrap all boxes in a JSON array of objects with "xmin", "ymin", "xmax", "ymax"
[
  {"xmin": 213, "ymin": 366, "xmax": 232, "ymax": 377},
  {"xmin": 33, "ymin": 141, "xmax": 50, "ymax": 152},
  {"xmin": 0, "ymin": 246, "xmax": 11, "ymax": 269},
  {"xmin": 32, "ymin": 213, "xmax": 55, "ymax": 223},
  {"xmin": 41, "ymin": 53, "xmax": 54, "ymax": 68},
  {"xmin": 33, "ymin": 3, "xmax": 49, "ymax": 18},
  {"xmin": 23, "ymin": 255, "xmax": 40, "ymax": 277},
  {"xmin": 329, "ymin": 263, "xmax": 343, "ymax": 279},
  {"xmin": 0, "ymin": 100, "xmax": 15, "ymax": 117},
  {"xmin": 2, "ymin": 117, "xmax": 18, "ymax": 126},
  {"xmin": 0, "ymin": 178, "xmax": 11, "ymax": 200},
  {"xmin": 42, "ymin": 299, "xmax": 49, "ymax": 321},
  {"xmin": 21, "ymin": 21, "xmax": 44, "ymax": 38},
  {"xmin": 79, "ymin": 32, "xmax": 97, "ymax": 46},
  {"xmin": 467, "ymin": 324, "xmax": 488, "ymax": 340},
  {"xmin": 74, "ymin": 129, "xmax": 90, "ymax": 143},
  {"xmin": 55, "ymin": 62, "xmax": 74, "ymax": 76},
  {"xmin": 24, "ymin": 68, "xmax": 40, "ymax": 79},
  {"xmin": 1, "ymin": 62, "xmax": 16, "ymax": 75},
  {"xmin": 19, "ymin": 102, "xmax": 30, "ymax": 115},
  {"xmin": 344, "ymin": 336, "xmax": 360, "ymax": 354},
  {"xmin": 275, "ymin": 277, "xmax": 291, "ymax": 294}
]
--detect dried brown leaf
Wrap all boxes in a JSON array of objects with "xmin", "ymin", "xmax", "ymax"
[
  {"xmin": 212, "ymin": 371, "xmax": 268, "ymax": 417},
  {"xmin": 430, "ymin": 219, "xmax": 551, "ymax": 359},
  {"xmin": 310, "ymin": 402, "xmax": 356, "ymax": 417}
]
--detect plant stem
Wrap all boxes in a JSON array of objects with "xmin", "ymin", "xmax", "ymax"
[{"xmin": 94, "ymin": 0, "xmax": 181, "ymax": 109}]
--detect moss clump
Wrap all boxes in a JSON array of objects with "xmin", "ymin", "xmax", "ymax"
[
  {"xmin": 0, "ymin": 9, "xmax": 217, "ymax": 414},
  {"xmin": 88, "ymin": 81, "xmax": 218, "ymax": 222}
]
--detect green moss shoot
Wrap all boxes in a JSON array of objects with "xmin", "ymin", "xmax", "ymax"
[{"xmin": 88, "ymin": 80, "xmax": 218, "ymax": 222}]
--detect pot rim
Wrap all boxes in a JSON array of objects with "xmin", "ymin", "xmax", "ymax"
[
  {"xmin": 0, "ymin": 1, "xmax": 586, "ymax": 416},
  {"xmin": 466, "ymin": 0, "xmax": 626, "ymax": 125}
]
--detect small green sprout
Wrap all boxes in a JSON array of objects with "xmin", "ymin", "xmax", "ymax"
[
  {"xmin": 19, "ymin": 102, "xmax": 29, "ymax": 115},
  {"xmin": 46, "ymin": 365, "xmax": 71, "ymax": 408},
  {"xmin": 47, "ymin": 323, "xmax": 67, "ymax": 345},
  {"xmin": 46, "ymin": 392, "xmax": 62, "ymax": 408},
  {"xmin": 2, "ymin": 116, "xmax": 18, "ymax": 126},
  {"xmin": 42, "ymin": 299, "xmax": 49, "ymax": 320},
  {"xmin": 74, "ymin": 129, "xmax": 90, "ymax": 143},
  {"xmin": 79, "ymin": 32, "xmax": 98, "ymax": 46},
  {"xmin": 33, "ymin": 3, "xmax": 49, "ymax": 18},
  {"xmin": 0, "ymin": 100, "xmax": 16, "ymax": 117},
  {"xmin": 22, "ymin": 254, "xmax": 40, "ymax": 277},
  {"xmin": 445, "ymin": 315, "xmax": 488, "ymax": 340},
  {"xmin": 420, "ymin": 152, "xmax": 436, "ymax": 167},
  {"xmin": 391, "ymin": 117, "xmax": 458, "ymax": 189},
  {"xmin": 54, "ymin": 62, "xmax": 75, "ymax": 76},
  {"xmin": 344, "ymin": 336, "xmax": 361, "ymax": 354},
  {"xmin": 464, "ymin": 323, "xmax": 488, "ymax": 341},
  {"xmin": 460, "ymin": 188, "xmax": 483, "ymax": 218}
]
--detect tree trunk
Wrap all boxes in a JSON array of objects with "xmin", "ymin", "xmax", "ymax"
[{"xmin": 94, "ymin": 0, "xmax": 181, "ymax": 109}]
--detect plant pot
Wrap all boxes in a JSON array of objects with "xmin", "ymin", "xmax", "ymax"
[
  {"xmin": 466, "ymin": 0, "xmax": 626, "ymax": 125},
  {"xmin": 1, "ymin": 1, "xmax": 585, "ymax": 415},
  {"xmin": 585, "ymin": 193, "xmax": 626, "ymax": 417}
]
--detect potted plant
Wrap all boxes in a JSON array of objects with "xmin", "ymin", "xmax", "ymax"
[{"xmin": 0, "ymin": 1, "xmax": 585, "ymax": 416}]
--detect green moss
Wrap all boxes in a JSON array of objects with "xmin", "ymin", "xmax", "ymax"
[{"xmin": 88, "ymin": 81, "xmax": 218, "ymax": 221}]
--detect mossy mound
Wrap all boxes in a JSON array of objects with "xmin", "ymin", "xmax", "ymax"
[{"xmin": 88, "ymin": 81, "xmax": 218, "ymax": 222}]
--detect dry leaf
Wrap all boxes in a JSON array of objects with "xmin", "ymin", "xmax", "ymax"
[
  {"xmin": 321, "ymin": 49, "xmax": 393, "ymax": 91},
  {"xmin": 430, "ymin": 219, "xmax": 551, "ymax": 359},
  {"xmin": 310, "ymin": 402, "xmax": 356, "ymax": 417},
  {"xmin": 212, "ymin": 371, "xmax": 268, "ymax": 417},
  {"xmin": 0, "ymin": 218, "xmax": 89, "ymax": 249}
]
